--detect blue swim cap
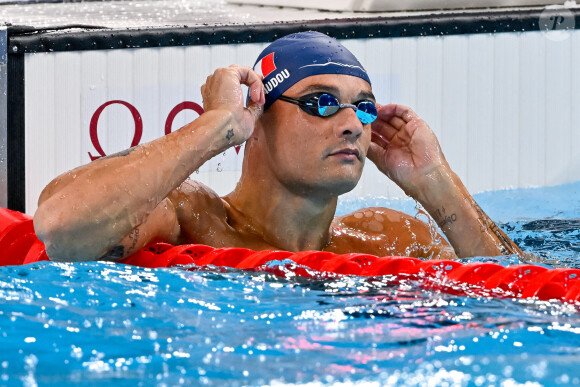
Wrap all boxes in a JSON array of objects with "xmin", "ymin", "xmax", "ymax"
[{"xmin": 253, "ymin": 31, "xmax": 371, "ymax": 110}]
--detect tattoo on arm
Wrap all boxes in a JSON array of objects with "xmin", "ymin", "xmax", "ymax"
[
  {"xmin": 97, "ymin": 146, "xmax": 138, "ymax": 161},
  {"xmin": 474, "ymin": 203, "xmax": 521, "ymax": 255},
  {"xmin": 98, "ymin": 228, "xmax": 141, "ymax": 261},
  {"xmin": 99, "ymin": 245, "xmax": 125, "ymax": 261},
  {"xmin": 433, "ymin": 203, "xmax": 521, "ymax": 256},
  {"xmin": 128, "ymin": 228, "xmax": 140, "ymax": 254},
  {"xmin": 433, "ymin": 206, "xmax": 458, "ymax": 228},
  {"xmin": 226, "ymin": 129, "xmax": 234, "ymax": 141}
]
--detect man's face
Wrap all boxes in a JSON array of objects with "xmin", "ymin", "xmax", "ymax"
[{"xmin": 259, "ymin": 74, "xmax": 375, "ymax": 197}]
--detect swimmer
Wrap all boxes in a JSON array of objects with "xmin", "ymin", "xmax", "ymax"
[{"xmin": 33, "ymin": 31, "xmax": 522, "ymax": 262}]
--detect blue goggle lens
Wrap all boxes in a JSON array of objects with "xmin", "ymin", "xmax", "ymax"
[
  {"xmin": 355, "ymin": 101, "xmax": 378, "ymax": 125},
  {"xmin": 317, "ymin": 94, "xmax": 340, "ymax": 117}
]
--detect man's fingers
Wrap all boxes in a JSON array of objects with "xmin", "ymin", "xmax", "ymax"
[
  {"xmin": 389, "ymin": 117, "xmax": 406, "ymax": 131},
  {"xmin": 234, "ymin": 66, "xmax": 265, "ymax": 106},
  {"xmin": 367, "ymin": 142, "xmax": 388, "ymax": 169},
  {"xmin": 251, "ymin": 83, "xmax": 265, "ymax": 105},
  {"xmin": 233, "ymin": 65, "xmax": 261, "ymax": 85},
  {"xmin": 372, "ymin": 103, "xmax": 418, "ymax": 144},
  {"xmin": 395, "ymin": 104, "xmax": 416, "ymax": 123},
  {"xmin": 246, "ymin": 100, "xmax": 264, "ymax": 121},
  {"xmin": 371, "ymin": 130, "xmax": 390, "ymax": 149},
  {"xmin": 377, "ymin": 103, "xmax": 417, "ymax": 123},
  {"xmin": 376, "ymin": 103, "xmax": 397, "ymax": 121},
  {"xmin": 371, "ymin": 120, "xmax": 398, "ymax": 141}
]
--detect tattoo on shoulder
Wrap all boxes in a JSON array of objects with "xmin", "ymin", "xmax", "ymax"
[
  {"xmin": 98, "ymin": 146, "xmax": 138, "ymax": 161},
  {"xmin": 226, "ymin": 129, "xmax": 234, "ymax": 141},
  {"xmin": 99, "ymin": 245, "xmax": 125, "ymax": 261}
]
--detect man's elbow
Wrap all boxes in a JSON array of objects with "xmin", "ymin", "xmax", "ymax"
[{"xmin": 34, "ymin": 203, "xmax": 91, "ymax": 262}]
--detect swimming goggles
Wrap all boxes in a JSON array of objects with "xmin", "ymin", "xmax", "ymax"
[{"xmin": 277, "ymin": 93, "xmax": 378, "ymax": 124}]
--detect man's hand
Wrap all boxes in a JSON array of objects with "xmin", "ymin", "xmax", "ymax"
[
  {"xmin": 367, "ymin": 103, "xmax": 450, "ymax": 198},
  {"xmin": 201, "ymin": 65, "xmax": 265, "ymax": 146},
  {"xmin": 367, "ymin": 103, "xmax": 523, "ymax": 258}
]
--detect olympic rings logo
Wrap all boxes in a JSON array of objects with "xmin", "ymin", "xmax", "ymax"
[{"xmin": 88, "ymin": 100, "xmax": 205, "ymax": 161}]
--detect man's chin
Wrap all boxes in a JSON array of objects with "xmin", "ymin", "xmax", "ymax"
[
  {"xmin": 317, "ymin": 175, "xmax": 361, "ymax": 196},
  {"xmin": 284, "ymin": 176, "xmax": 360, "ymax": 198}
]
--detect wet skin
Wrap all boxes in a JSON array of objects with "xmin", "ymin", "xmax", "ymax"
[
  {"xmin": 164, "ymin": 74, "xmax": 454, "ymax": 259},
  {"xmin": 167, "ymin": 181, "xmax": 452, "ymax": 259}
]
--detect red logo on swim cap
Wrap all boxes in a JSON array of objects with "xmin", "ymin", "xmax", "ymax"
[{"xmin": 257, "ymin": 52, "xmax": 277, "ymax": 78}]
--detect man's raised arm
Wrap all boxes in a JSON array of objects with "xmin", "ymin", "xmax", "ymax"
[
  {"xmin": 368, "ymin": 104, "xmax": 522, "ymax": 258},
  {"xmin": 34, "ymin": 66, "xmax": 265, "ymax": 262}
]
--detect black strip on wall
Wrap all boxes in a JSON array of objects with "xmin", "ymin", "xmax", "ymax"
[
  {"xmin": 7, "ymin": 53, "xmax": 25, "ymax": 213},
  {"xmin": 8, "ymin": 7, "xmax": 580, "ymax": 53}
]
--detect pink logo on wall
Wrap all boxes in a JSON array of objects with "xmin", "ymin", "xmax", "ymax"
[{"xmin": 88, "ymin": 101, "xmax": 243, "ymax": 160}]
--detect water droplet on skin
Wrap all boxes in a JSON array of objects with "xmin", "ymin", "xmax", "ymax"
[
  {"xmin": 368, "ymin": 220, "xmax": 383, "ymax": 232},
  {"xmin": 179, "ymin": 201, "xmax": 184, "ymax": 207}
]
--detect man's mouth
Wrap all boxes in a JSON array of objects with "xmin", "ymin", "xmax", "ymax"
[{"xmin": 328, "ymin": 147, "xmax": 361, "ymax": 161}]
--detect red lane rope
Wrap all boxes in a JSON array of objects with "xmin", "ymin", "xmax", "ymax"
[{"xmin": 2, "ymin": 207, "xmax": 579, "ymax": 303}]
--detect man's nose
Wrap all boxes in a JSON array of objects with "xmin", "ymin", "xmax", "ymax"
[{"xmin": 334, "ymin": 107, "xmax": 363, "ymax": 140}]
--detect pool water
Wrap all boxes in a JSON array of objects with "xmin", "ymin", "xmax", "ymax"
[{"xmin": 1, "ymin": 182, "xmax": 580, "ymax": 386}]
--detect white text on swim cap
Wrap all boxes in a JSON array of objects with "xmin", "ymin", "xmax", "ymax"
[{"xmin": 264, "ymin": 70, "xmax": 290, "ymax": 94}]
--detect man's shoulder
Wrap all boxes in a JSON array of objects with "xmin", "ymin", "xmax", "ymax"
[
  {"xmin": 329, "ymin": 206, "xmax": 452, "ymax": 258},
  {"xmin": 335, "ymin": 206, "xmax": 422, "ymax": 232},
  {"xmin": 172, "ymin": 179, "xmax": 221, "ymax": 198},
  {"xmin": 332, "ymin": 206, "xmax": 437, "ymax": 247},
  {"xmin": 167, "ymin": 180, "xmax": 228, "ymax": 216}
]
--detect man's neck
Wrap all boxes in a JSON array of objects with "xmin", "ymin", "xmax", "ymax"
[{"xmin": 224, "ymin": 177, "xmax": 338, "ymax": 252}]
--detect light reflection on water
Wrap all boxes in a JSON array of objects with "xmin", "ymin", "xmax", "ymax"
[
  {"xmin": 1, "ymin": 259, "xmax": 580, "ymax": 386},
  {"xmin": 1, "ymin": 182, "xmax": 580, "ymax": 386}
]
